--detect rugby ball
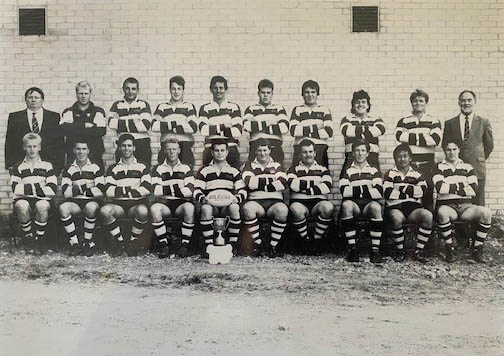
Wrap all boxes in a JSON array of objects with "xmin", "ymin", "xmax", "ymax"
[{"xmin": 206, "ymin": 189, "xmax": 235, "ymax": 207}]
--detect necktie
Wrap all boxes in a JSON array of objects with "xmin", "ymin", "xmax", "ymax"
[
  {"xmin": 463, "ymin": 116, "xmax": 470, "ymax": 143},
  {"xmin": 32, "ymin": 112, "xmax": 39, "ymax": 133}
]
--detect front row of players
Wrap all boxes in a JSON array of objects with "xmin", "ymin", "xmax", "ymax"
[{"xmin": 11, "ymin": 132, "xmax": 492, "ymax": 263}]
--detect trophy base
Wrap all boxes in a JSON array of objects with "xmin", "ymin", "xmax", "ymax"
[{"xmin": 206, "ymin": 244, "xmax": 233, "ymax": 265}]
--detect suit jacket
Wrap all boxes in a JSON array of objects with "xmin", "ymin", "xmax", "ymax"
[
  {"xmin": 5, "ymin": 108, "xmax": 64, "ymax": 173},
  {"xmin": 442, "ymin": 114, "xmax": 493, "ymax": 179}
]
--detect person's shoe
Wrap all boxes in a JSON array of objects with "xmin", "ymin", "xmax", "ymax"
[
  {"xmin": 126, "ymin": 238, "xmax": 140, "ymax": 257},
  {"xmin": 394, "ymin": 249, "xmax": 407, "ymax": 262},
  {"xmin": 311, "ymin": 239, "xmax": 322, "ymax": 256},
  {"xmin": 471, "ymin": 245, "xmax": 486, "ymax": 263},
  {"xmin": 445, "ymin": 244, "xmax": 456, "ymax": 263},
  {"xmin": 268, "ymin": 245, "xmax": 282, "ymax": 258},
  {"xmin": 251, "ymin": 244, "xmax": 264, "ymax": 257},
  {"xmin": 23, "ymin": 234, "xmax": 36, "ymax": 254},
  {"xmin": 177, "ymin": 243, "xmax": 191, "ymax": 258},
  {"xmin": 413, "ymin": 249, "xmax": 427, "ymax": 264},
  {"xmin": 158, "ymin": 242, "xmax": 170, "ymax": 259},
  {"xmin": 370, "ymin": 250, "xmax": 382, "ymax": 264},
  {"xmin": 347, "ymin": 247, "xmax": 360, "ymax": 263},
  {"xmin": 68, "ymin": 243, "xmax": 81, "ymax": 257},
  {"xmin": 109, "ymin": 239, "xmax": 125, "ymax": 257},
  {"xmin": 231, "ymin": 242, "xmax": 239, "ymax": 256},
  {"xmin": 82, "ymin": 241, "xmax": 97, "ymax": 257},
  {"xmin": 33, "ymin": 238, "xmax": 48, "ymax": 255}
]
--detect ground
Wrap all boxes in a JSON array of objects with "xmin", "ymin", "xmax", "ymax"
[{"xmin": 1, "ymin": 216, "xmax": 504, "ymax": 356}]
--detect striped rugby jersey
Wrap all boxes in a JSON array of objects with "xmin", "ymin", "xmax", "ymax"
[
  {"xmin": 287, "ymin": 161, "xmax": 332, "ymax": 200},
  {"xmin": 340, "ymin": 114, "xmax": 386, "ymax": 156},
  {"xmin": 383, "ymin": 166, "xmax": 427, "ymax": 207},
  {"xmin": 198, "ymin": 101, "xmax": 242, "ymax": 146},
  {"xmin": 152, "ymin": 101, "xmax": 198, "ymax": 142},
  {"xmin": 61, "ymin": 159, "xmax": 105, "ymax": 199},
  {"xmin": 11, "ymin": 157, "xmax": 57, "ymax": 201},
  {"xmin": 243, "ymin": 103, "xmax": 289, "ymax": 143},
  {"xmin": 242, "ymin": 158, "xmax": 287, "ymax": 200},
  {"xmin": 339, "ymin": 162, "xmax": 383, "ymax": 200},
  {"xmin": 289, "ymin": 104, "xmax": 333, "ymax": 146},
  {"xmin": 108, "ymin": 98, "xmax": 152, "ymax": 140},
  {"xmin": 151, "ymin": 159, "xmax": 194, "ymax": 201},
  {"xmin": 193, "ymin": 161, "xmax": 247, "ymax": 204},
  {"xmin": 433, "ymin": 159, "xmax": 477, "ymax": 202},
  {"xmin": 395, "ymin": 113, "xmax": 442, "ymax": 163},
  {"xmin": 105, "ymin": 158, "xmax": 151, "ymax": 201}
]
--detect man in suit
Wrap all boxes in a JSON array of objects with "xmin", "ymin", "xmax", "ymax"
[
  {"xmin": 442, "ymin": 90, "xmax": 493, "ymax": 206},
  {"xmin": 5, "ymin": 87, "xmax": 64, "ymax": 174}
]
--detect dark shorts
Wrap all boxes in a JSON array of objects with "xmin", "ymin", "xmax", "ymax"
[
  {"xmin": 156, "ymin": 199, "xmax": 190, "ymax": 214},
  {"xmin": 386, "ymin": 202, "xmax": 423, "ymax": 219},
  {"xmin": 290, "ymin": 199, "xmax": 322, "ymax": 214},
  {"xmin": 251, "ymin": 199, "xmax": 285, "ymax": 212},
  {"xmin": 109, "ymin": 199, "xmax": 148, "ymax": 212},
  {"xmin": 14, "ymin": 197, "xmax": 53, "ymax": 210},
  {"xmin": 436, "ymin": 201, "xmax": 474, "ymax": 216},
  {"xmin": 68, "ymin": 199, "xmax": 101, "ymax": 211},
  {"xmin": 344, "ymin": 198, "xmax": 375, "ymax": 213}
]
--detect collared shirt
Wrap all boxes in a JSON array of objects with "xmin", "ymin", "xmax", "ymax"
[
  {"xmin": 242, "ymin": 158, "xmax": 287, "ymax": 200},
  {"xmin": 10, "ymin": 157, "xmax": 57, "ymax": 200},
  {"xmin": 287, "ymin": 160, "xmax": 332, "ymax": 200},
  {"xmin": 151, "ymin": 159, "xmax": 194, "ymax": 200},
  {"xmin": 290, "ymin": 104, "xmax": 333, "ymax": 145},
  {"xmin": 198, "ymin": 100, "xmax": 242, "ymax": 146},
  {"xmin": 193, "ymin": 160, "xmax": 247, "ymax": 203},
  {"xmin": 105, "ymin": 157, "xmax": 151, "ymax": 200},
  {"xmin": 61, "ymin": 159, "xmax": 105, "ymax": 199},
  {"xmin": 27, "ymin": 108, "xmax": 44, "ymax": 131},
  {"xmin": 339, "ymin": 161, "xmax": 383, "ymax": 200},
  {"xmin": 340, "ymin": 114, "xmax": 386, "ymax": 155},
  {"xmin": 395, "ymin": 112, "xmax": 442, "ymax": 160},
  {"xmin": 152, "ymin": 101, "xmax": 198, "ymax": 142},
  {"xmin": 383, "ymin": 166, "xmax": 427, "ymax": 207},
  {"xmin": 108, "ymin": 98, "xmax": 152, "ymax": 140},
  {"xmin": 459, "ymin": 112, "xmax": 474, "ymax": 140},
  {"xmin": 433, "ymin": 159, "xmax": 478, "ymax": 202},
  {"xmin": 243, "ymin": 103, "xmax": 289, "ymax": 142}
]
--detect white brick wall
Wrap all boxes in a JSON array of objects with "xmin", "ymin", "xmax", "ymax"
[{"xmin": 0, "ymin": 0, "xmax": 503, "ymax": 217}]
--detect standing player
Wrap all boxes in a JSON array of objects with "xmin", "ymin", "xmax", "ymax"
[
  {"xmin": 199, "ymin": 76, "xmax": 243, "ymax": 168},
  {"xmin": 150, "ymin": 137, "xmax": 195, "ymax": 258},
  {"xmin": 339, "ymin": 139, "xmax": 384, "ymax": 263},
  {"xmin": 10, "ymin": 133, "xmax": 57, "ymax": 254},
  {"xmin": 242, "ymin": 139, "xmax": 288, "ymax": 257},
  {"xmin": 152, "ymin": 76, "xmax": 198, "ymax": 167},
  {"xmin": 383, "ymin": 144, "xmax": 433, "ymax": 263},
  {"xmin": 243, "ymin": 79, "xmax": 289, "ymax": 166},
  {"xmin": 101, "ymin": 134, "xmax": 151, "ymax": 257},
  {"xmin": 288, "ymin": 139, "xmax": 334, "ymax": 255},
  {"xmin": 193, "ymin": 140, "xmax": 247, "ymax": 257},
  {"xmin": 59, "ymin": 138, "xmax": 105, "ymax": 256},
  {"xmin": 395, "ymin": 89, "xmax": 441, "ymax": 210},
  {"xmin": 289, "ymin": 80, "xmax": 333, "ymax": 168},
  {"xmin": 108, "ymin": 77, "xmax": 152, "ymax": 167},
  {"xmin": 434, "ymin": 140, "xmax": 492, "ymax": 263}
]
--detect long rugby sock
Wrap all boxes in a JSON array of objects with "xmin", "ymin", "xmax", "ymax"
[
  {"xmin": 34, "ymin": 220, "xmax": 47, "ymax": 240},
  {"xmin": 370, "ymin": 218, "xmax": 383, "ymax": 251},
  {"xmin": 342, "ymin": 217, "xmax": 356, "ymax": 247},
  {"xmin": 244, "ymin": 218, "xmax": 261, "ymax": 245},
  {"xmin": 314, "ymin": 216, "xmax": 332, "ymax": 240},
  {"xmin": 228, "ymin": 218, "xmax": 241, "ymax": 243},
  {"xmin": 391, "ymin": 227, "xmax": 404, "ymax": 250},
  {"xmin": 270, "ymin": 220, "xmax": 287, "ymax": 247},
  {"xmin": 293, "ymin": 219, "xmax": 308, "ymax": 240},
  {"xmin": 131, "ymin": 218, "xmax": 147, "ymax": 241},
  {"xmin": 438, "ymin": 221, "xmax": 453, "ymax": 245},
  {"xmin": 474, "ymin": 221, "xmax": 491, "ymax": 247},
  {"xmin": 61, "ymin": 215, "xmax": 78, "ymax": 246},
  {"xmin": 416, "ymin": 227, "xmax": 432, "ymax": 250},
  {"xmin": 20, "ymin": 220, "xmax": 32, "ymax": 239},
  {"xmin": 201, "ymin": 219, "xmax": 214, "ymax": 245},
  {"xmin": 84, "ymin": 217, "xmax": 96, "ymax": 243},
  {"xmin": 181, "ymin": 222, "xmax": 194, "ymax": 245},
  {"xmin": 107, "ymin": 219, "xmax": 123, "ymax": 242},
  {"xmin": 152, "ymin": 220, "xmax": 168, "ymax": 245}
]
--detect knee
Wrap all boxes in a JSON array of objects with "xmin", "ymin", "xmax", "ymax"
[
  {"xmin": 182, "ymin": 203, "xmax": 195, "ymax": 220},
  {"xmin": 35, "ymin": 200, "xmax": 50, "ymax": 213},
  {"xmin": 274, "ymin": 204, "xmax": 289, "ymax": 221},
  {"xmin": 368, "ymin": 202, "xmax": 382, "ymax": 218},
  {"xmin": 341, "ymin": 200, "xmax": 354, "ymax": 214},
  {"xmin": 135, "ymin": 205, "xmax": 149, "ymax": 221},
  {"xmin": 481, "ymin": 207, "xmax": 492, "ymax": 223},
  {"xmin": 200, "ymin": 204, "xmax": 213, "ymax": 219},
  {"xmin": 14, "ymin": 200, "xmax": 30, "ymax": 214},
  {"xmin": 289, "ymin": 204, "xmax": 305, "ymax": 221},
  {"xmin": 437, "ymin": 207, "xmax": 450, "ymax": 222},
  {"xmin": 319, "ymin": 202, "xmax": 334, "ymax": 218},
  {"xmin": 228, "ymin": 203, "xmax": 240, "ymax": 218},
  {"xmin": 388, "ymin": 210, "xmax": 404, "ymax": 227},
  {"xmin": 100, "ymin": 205, "xmax": 114, "ymax": 219},
  {"xmin": 83, "ymin": 202, "xmax": 99, "ymax": 217},
  {"xmin": 150, "ymin": 204, "xmax": 164, "ymax": 221},
  {"xmin": 58, "ymin": 204, "xmax": 69, "ymax": 217},
  {"xmin": 420, "ymin": 210, "xmax": 433, "ymax": 226},
  {"xmin": 242, "ymin": 204, "xmax": 257, "ymax": 220}
]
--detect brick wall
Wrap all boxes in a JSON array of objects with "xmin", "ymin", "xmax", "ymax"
[{"xmin": 0, "ymin": 0, "xmax": 503, "ymax": 216}]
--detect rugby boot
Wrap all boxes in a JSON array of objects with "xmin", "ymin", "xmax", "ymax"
[
  {"xmin": 347, "ymin": 247, "xmax": 360, "ymax": 263},
  {"xmin": 471, "ymin": 246, "xmax": 486, "ymax": 263},
  {"xmin": 370, "ymin": 249, "xmax": 382, "ymax": 264},
  {"xmin": 445, "ymin": 244, "xmax": 456, "ymax": 263}
]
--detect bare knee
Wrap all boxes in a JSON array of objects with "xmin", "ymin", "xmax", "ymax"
[
  {"xmin": 388, "ymin": 209, "xmax": 404, "ymax": 228},
  {"xmin": 150, "ymin": 203, "xmax": 165, "ymax": 222},
  {"xmin": 228, "ymin": 203, "xmax": 240, "ymax": 219},
  {"xmin": 83, "ymin": 202, "xmax": 100, "ymax": 218},
  {"xmin": 341, "ymin": 200, "xmax": 354, "ymax": 217},
  {"xmin": 135, "ymin": 205, "xmax": 149, "ymax": 221},
  {"xmin": 242, "ymin": 203, "xmax": 258, "ymax": 220},
  {"xmin": 318, "ymin": 202, "xmax": 334, "ymax": 218},
  {"xmin": 200, "ymin": 204, "xmax": 213, "ymax": 220}
]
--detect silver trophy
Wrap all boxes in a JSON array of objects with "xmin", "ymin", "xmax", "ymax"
[{"xmin": 211, "ymin": 216, "xmax": 230, "ymax": 246}]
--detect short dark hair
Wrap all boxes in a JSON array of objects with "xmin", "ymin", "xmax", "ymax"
[
  {"xmin": 73, "ymin": 137, "xmax": 90, "ymax": 147},
  {"xmin": 255, "ymin": 138, "xmax": 271, "ymax": 148},
  {"xmin": 258, "ymin": 79, "xmax": 274, "ymax": 91},
  {"xmin": 458, "ymin": 89, "xmax": 476, "ymax": 101},
  {"xmin": 393, "ymin": 144, "xmax": 413, "ymax": 160},
  {"xmin": 170, "ymin": 76, "xmax": 185, "ymax": 89},
  {"xmin": 350, "ymin": 90, "xmax": 371, "ymax": 114},
  {"xmin": 117, "ymin": 133, "xmax": 135, "ymax": 146},
  {"xmin": 210, "ymin": 75, "xmax": 228, "ymax": 90},
  {"xmin": 123, "ymin": 77, "xmax": 139, "ymax": 89},
  {"xmin": 301, "ymin": 80, "xmax": 320, "ymax": 96},
  {"xmin": 442, "ymin": 138, "xmax": 460, "ymax": 150},
  {"xmin": 410, "ymin": 89, "xmax": 429, "ymax": 104},
  {"xmin": 298, "ymin": 139, "xmax": 315, "ymax": 150},
  {"xmin": 25, "ymin": 87, "xmax": 44, "ymax": 100},
  {"xmin": 211, "ymin": 138, "xmax": 229, "ymax": 150},
  {"xmin": 352, "ymin": 138, "xmax": 370, "ymax": 153}
]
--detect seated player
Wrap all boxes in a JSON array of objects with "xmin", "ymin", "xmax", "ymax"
[
  {"xmin": 101, "ymin": 134, "xmax": 151, "ymax": 257},
  {"xmin": 150, "ymin": 137, "xmax": 195, "ymax": 259},
  {"xmin": 59, "ymin": 138, "xmax": 105, "ymax": 256},
  {"xmin": 10, "ymin": 133, "xmax": 57, "ymax": 254},
  {"xmin": 383, "ymin": 144, "xmax": 433, "ymax": 263},
  {"xmin": 339, "ymin": 139, "xmax": 384, "ymax": 263},
  {"xmin": 287, "ymin": 139, "xmax": 334, "ymax": 255},
  {"xmin": 193, "ymin": 140, "xmax": 247, "ymax": 257},
  {"xmin": 433, "ymin": 140, "xmax": 492, "ymax": 263},
  {"xmin": 242, "ymin": 138, "xmax": 288, "ymax": 257}
]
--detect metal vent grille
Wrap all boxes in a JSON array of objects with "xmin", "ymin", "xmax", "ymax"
[
  {"xmin": 19, "ymin": 8, "xmax": 46, "ymax": 36},
  {"xmin": 352, "ymin": 6, "xmax": 379, "ymax": 33}
]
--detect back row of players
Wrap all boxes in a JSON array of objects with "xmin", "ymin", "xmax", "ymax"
[{"xmin": 7, "ymin": 76, "xmax": 494, "ymax": 263}]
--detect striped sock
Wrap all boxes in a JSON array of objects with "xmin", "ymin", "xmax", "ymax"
[
  {"xmin": 293, "ymin": 219, "xmax": 308, "ymax": 239},
  {"xmin": 61, "ymin": 215, "xmax": 78, "ymax": 246},
  {"xmin": 438, "ymin": 221, "xmax": 453, "ymax": 245},
  {"xmin": 20, "ymin": 220, "xmax": 32, "ymax": 238},
  {"xmin": 131, "ymin": 218, "xmax": 147, "ymax": 241},
  {"xmin": 84, "ymin": 217, "xmax": 96, "ymax": 241},
  {"xmin": 474, "ymin": 221, "xmax": 491, "ymax": 247},
  {"xmin": 201, "ymin": 219, "xmax": 214, "ymax": 245},
  {"xmin": 228, "ymin": 218, "xmax": 241, "ymax": 243},
  {"xmin": 152, "ymin": 220, "xmax": 168, "ymax": 245},
  {"xmin": 314, "ymin": 216, "xmax": 332, "ymax": 240},
  {"xmin": 416, "ymin": 227, "xmax": 432, "ymax": 250},
  {"xmin": 391, "ymin": 227, "xmax": 404, "ymax": 250},
  {"xmin": 107, "ymin": 219, "xmax": 123, "ymax": 242},
  {"xmin": 370, "ymin": 218, "xmax": 383, "ymax": 251},
  {"xmin": 342, "ymin": 217, "xmax": 356, "ymax": 246},
  {"xmin": 244, "ymin": 218, "xmax": 261, "ymax": 245},
  {"xmin": 270, "ymin": 220, "xmax": 287, "ymax": 247},
  {"xmin": 181, "ymin": 222, "xmax": 194, "ymax": 245},
  {"xmin": 34, "ymin": 220, "xmax": 47, "ymax": 240}
]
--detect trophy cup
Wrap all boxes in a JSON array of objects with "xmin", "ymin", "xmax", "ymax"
[{"xmin": 212, "ymin": 216, "xmax": 230, "ymax": 246}]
